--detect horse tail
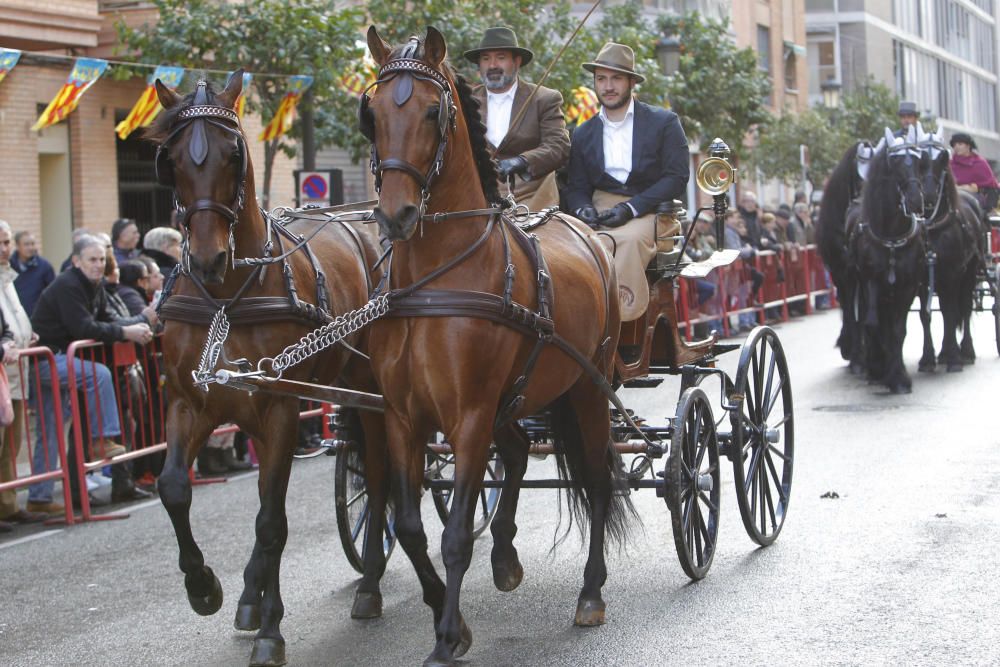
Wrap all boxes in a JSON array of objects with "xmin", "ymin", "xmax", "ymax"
[{"xmin": 547, "ymin": 392, "xmax": 638, "ymax": 552}]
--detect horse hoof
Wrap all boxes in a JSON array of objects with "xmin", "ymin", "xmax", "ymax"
[
  {"xmin": 848, "ymin": 362, "xmax": 865, "ymax": 376},
  {"xmin": 918, "ymin": 360, "xmax": 936, "ymax": 373},
  {"xmin": 187, "ymin": 570, "xmax": 223, "ymax": 616},
  {"xmin": 453, "ymin": 616, "xmax": 473, "ymax": 658},
  {"xmin": 422, "ymin": 654, "xmax": 456, "ymax": 667},
  {"xmin": 889, "ymin": 383, "xmax": 912, "ymax": 395},
  {"xmin": 947, "ymin": 363, "xmax": 964, "ymax": 373},
  {"xmin": 492, "ymin": 558, "xmax": 524, "ymax": 592},
  {"xmin": 250, "ymin": 637, "xmax": 286, "ymax": 666},
  {"xmin": 234, "ymin": 603, "xmax": 261, "ymax": 631},
  {"xmin": 351, "ymin": 591, "xmax": 383, "ymax": 619},
  {"xmin": 574, "ymin": 597, "xmax": 606, "ymax": 627}
]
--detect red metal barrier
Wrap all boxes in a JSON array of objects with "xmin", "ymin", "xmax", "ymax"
[{"xmin": 0, "ymin": 347, "xmax": 75, "ymax": 526}]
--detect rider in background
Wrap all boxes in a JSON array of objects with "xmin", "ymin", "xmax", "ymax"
[
  {"xmin": 949, "ymin": 132, "xmax": 1000, "ymax": 213},
  {"xmin": 565, "ymin": 42, "xmax": 689, "ymax": 322},
  {"xmin": 894, "ymin": 101, "xmax": 920, "ymax": 138},
  {"xmin": 466, "ymin": 27, "xmax": 569, "ymax": 209}
]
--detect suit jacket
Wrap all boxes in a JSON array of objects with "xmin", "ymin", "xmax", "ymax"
[
  {"xmin": 565, "ymin": 100, "xmax": 689, "ymax": 217},
  {"xmin": 471, "ymin": 79, "xmax": 570, "ymax": 202}
]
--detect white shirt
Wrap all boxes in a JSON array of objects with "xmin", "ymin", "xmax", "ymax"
[
  {"xmin": 485, "ymin": 80, "xmax": 518, "ymax": 148},
  {"xmin": 600, "ymin": 97, "xmax": 635, "ymax": 184}
]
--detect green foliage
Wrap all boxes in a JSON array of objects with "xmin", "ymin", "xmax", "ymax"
[
  {"xmin": 115, "ymin": 0, "xmax": 365, "ymax": 204},
  {"xmin": 839, "ymin": 76, "xmax": 904, "ymax": 142},
  {"xmin": 658, "ymin": 12, "xmax": 772, "ymax": 153}
]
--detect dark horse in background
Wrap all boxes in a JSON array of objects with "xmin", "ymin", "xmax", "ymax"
[
  {"xmin": 363, "ymin": 26, "xmax": 635, "ymax": 666},
  {"xmin": 850, "ymin": 130, "xmax": 928, "ymax": 393},
  {"xmin": 915, "ymin": 138, "xmax": 985, "ymax": 372},
  {"xmin": 818, "ymin": 141, "xmax": 875, "ymax": 373},
  {"xmin": 148, "ymin": 74, "xmax": 387, "ymax": 666}
]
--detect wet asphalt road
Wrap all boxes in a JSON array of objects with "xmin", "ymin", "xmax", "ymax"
[{"xmin": 2, "ymin": 308, "xmax": 999, "ymax": 667}]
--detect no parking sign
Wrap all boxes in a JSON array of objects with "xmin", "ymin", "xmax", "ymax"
[{"xmin": 294, "ymin": 169, "xmax": 343, "ymax": 207}]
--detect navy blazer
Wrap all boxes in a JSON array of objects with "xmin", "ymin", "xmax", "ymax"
[{"xmin": 565, "ymin": 100, "xmax": 690, "ymax": 217}]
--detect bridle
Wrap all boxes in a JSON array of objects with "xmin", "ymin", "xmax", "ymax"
[
  {"xmin": 360, "ymin": 57, "xmax": 457, "ymax": 217},
  {"xmin": 155, "ymin": 81, "xmax": 248, "ymax": 273}
]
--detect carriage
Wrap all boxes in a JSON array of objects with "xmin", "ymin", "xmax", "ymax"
[
  {"xmin": 973, "ymin": 212, "xmax": 1000, "ymax": 355},
  {"xmin": 221, "ymin": 140, "xmax": 795, "ymax": 584}
]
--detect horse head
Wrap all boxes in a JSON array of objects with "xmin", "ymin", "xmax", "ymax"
[
  {"xmin": 917, "ymin": 128, "xmax": 955, "ymax": 220},
  {"xmin": 150, "ymin": 72, "xmax": 248, "ymax": 284},
  {"xmin": 363, "ymin": 26, "xmax": 465, "ymax": 241},
  {"xmin": 879, "ymin": 126, "xmax": 926, "ymax": 219}
]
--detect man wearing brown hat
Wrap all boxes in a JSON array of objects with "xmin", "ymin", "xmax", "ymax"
[
  {"xmin": 466, "ymin": 27, "xmax": 569, "ymax": 209},
  {"xmin": 565, "ymin": 42, "xmax": 690, "ymax": 321}
]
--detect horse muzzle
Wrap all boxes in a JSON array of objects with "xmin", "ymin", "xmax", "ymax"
[
  {"xmin": 373, "ymin": 204, "xmax": 421, "ymax": 241},
  {"xmin": 188, "ymin": 250, "xmax": 228, "ymax": 284}
]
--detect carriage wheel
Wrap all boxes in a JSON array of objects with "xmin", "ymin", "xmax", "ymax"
[
  {"xmin": 428, "ymin": 443, "xmax": 505, "ymax": 538},
  {"xmin": 993, "ymin": 265, "xmax": 1000, "ymax": 356},
  {"xmin": 666, "ymin": 387, "xmax": 721, "ymax": 581},
  {"xmin": 730, "ymin": 326, "xmax": 794, "ymax": 546},
  {"xmin": 334, "ymin": 442, "xmax": 395, "ymax": 574}
]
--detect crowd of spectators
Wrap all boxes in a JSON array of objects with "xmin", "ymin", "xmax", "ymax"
[{"xmin": 0, "ymin": 219, "xmax": 248, "ymax": 533}]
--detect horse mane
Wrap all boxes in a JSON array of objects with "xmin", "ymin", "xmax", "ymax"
[
  {"xmin": 817, "ymin": 142, "xmax": 864, "ymax": 279},
  {"xmin": 932, "ymin": 151, "xmax": 962, "ymax": 216},
  {"xmin": 860, "ymin": 146, "xmax": 901, "ymax": 228},
  {"xmin": 385, "ymin": 38, "xmax": 500, "ymax": 205},
  {"xmin": 144, "ymin": 85, "xmax": 219, "ymax": 143}
]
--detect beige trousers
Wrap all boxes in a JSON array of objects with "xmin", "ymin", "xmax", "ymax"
[
  {"xmin": 0, "ymin": 400, "xmax": 25, "ymax": 518},
  {"xmin": 592, "ymin": 190, "xmax": 680, "ymax": 321}
]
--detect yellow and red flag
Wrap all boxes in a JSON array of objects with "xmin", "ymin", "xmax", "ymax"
[
  {"xmin": 233, "ymin": 71, "xmax": 253, "ymax": 118},
  {"xmin": 259, "ymin": 75, "xmax": 313, "ymax": 142},
  {"xmin": 340, "ymin": 60, "xmax": 376, "ymax": 96},
  {"xmin": 0, "ymin": 49, "xmax": 21, "ymax": 88},
  {"xmin": 571, "ymin": 86, "xmax": 599, "ymax": 126},
  {"xmin": 114, "ymin": 66, "xmax": 185, "ymax": 140},
  {"xmin": 32, "ymin": 58, "xmax": 108, "ymax": 131}
]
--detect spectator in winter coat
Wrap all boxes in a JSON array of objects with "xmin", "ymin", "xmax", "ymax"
[{"xmin": 8, "ymin": 230, "xmax": 55, "ymax": 317}]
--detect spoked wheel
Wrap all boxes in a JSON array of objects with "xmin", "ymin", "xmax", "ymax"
[
  {"xmin": 666, "ymin": 386, "xmax": 721, "ymax": 580},
  {"xmin": 334, "ymin": 442, "xmax": 395, "ymax": 574},
  {"xmin": 730, "ymin": 326, "xmax": 794, "ymax": 546},
  {"xmin": 427, "ymin": 442, "xmax": 505, "ymax": 537},
  {"xmin": 993, "ymin": 265, "xmax": 1000, "ymax": 356}
]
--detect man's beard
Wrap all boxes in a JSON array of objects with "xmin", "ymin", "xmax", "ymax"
[
  {"xmin": 483, "ymin": 69, "xmax": 516, "ymax": 92},
  {"xmin": 598, "ymin": 89, "xmax": 631, "ymax": 110}
]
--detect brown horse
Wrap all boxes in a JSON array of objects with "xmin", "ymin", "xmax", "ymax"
[
  {"xmin": 364, "ymin": 27, "xmax": 635, "ymax": 666},
  {"xmin": 148, "ymin": 74, "xmax": 386, "ymax": 666}
]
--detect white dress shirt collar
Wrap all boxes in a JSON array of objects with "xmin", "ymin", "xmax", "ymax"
[{"xmin": 600, "ymin": 97, "xmax": 635, "ymax": 184}]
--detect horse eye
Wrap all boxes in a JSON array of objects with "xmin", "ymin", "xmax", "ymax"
[{"xmin": 426, "ymin": 106, "xmax": 440, "ymax": 121}]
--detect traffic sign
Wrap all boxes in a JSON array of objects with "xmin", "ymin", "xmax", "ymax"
[{"xmin": 294, "ymin": 169, "xmax": 343, "ymax": 207}]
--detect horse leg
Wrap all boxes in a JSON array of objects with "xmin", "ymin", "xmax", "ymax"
[
  {"xmin": 158, "ymin": 401, "xmax": 223, "ymax": 616},
  {"xmin": 938, "ymin": 287, "xmax": 964, "ymax": 372},
  {"xmin": 240, "ymin": 403, "xmax": 299, "ymax": 667},
  {"xmin": 886, "ymin": 300, "xmax": 913, "ymax": 394},
  {"xmin": 959, "ymin": 267, "xmax": 977, "ymax": 364},
  {"xmin": 918, "ymin": 287, "xmax": 936, "ymax": 372},
  {"xmin": 352, "ymin": 409, "xmax": 390, "ymax": 619},
  {"xmin": 425, "ymin": 418, "xmax": 493, "ymax": 667},
  {"xmin": 490, "ymin": 421, "xmax": 530, "ymax": 592},
  {"xmin": 383, "ymin": 411, "xmax": 448, "ymax": 652}
]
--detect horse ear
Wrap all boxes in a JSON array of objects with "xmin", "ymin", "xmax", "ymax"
[
  {"xmin": 368, "ymin": 25, "xmax": 391, "ymax": 66},
  {"xmin": 424, "ymin": 26, "xmax": 447, "ymax": 67},
  {"xmin": 216, "ymin": 68, "xmax": 244, "ymax": 110},
  {"xmin": 883, "ymin": 127, "xmax": 894, "ymax": 145},
  {"xmin": 155, "ymin": 79, "xmax": 182, "ymax": 110}
]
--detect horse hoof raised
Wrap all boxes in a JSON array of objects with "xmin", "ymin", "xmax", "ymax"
[
  {"xmin": 234, "ymin": 603, "xmax": 261, "ymax": 631},
  {"xmin": 351, "ymin": 591, "xmax": 383, "ymax": 619},
  {"xmin": 574, "ymin": 597, "xmax": 606, "ymax": 627},
  {"xmin": 492, "ymin": 557, "xmax": 524, "ymax": 592},
  {"xmin": 186, "ymin": 570, "xmax": 223, "ymax": 616},
  {"xmin": 250, "ymin": 637, "xmax": 286, "ymax": 666}
]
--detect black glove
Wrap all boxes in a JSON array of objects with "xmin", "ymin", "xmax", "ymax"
[
  {"xmin": 597, "ymin": 203, "xmax": 634, "ymax": 228},
  {"xmin": 576, "ymin": 205, "xmax": 600, "ymax": 228},
  {"xmin": 497, "ymin": 156, "xmax": 529, "ymax": 180}
]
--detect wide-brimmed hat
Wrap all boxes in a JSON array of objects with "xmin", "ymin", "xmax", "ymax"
[
  {"xmin": 583, "ymin": 42, "xmax": 645, "ymax": 84},
  {"xmin": 897, "ymin": 100, "xmax": 918, "ymax": 116},
  {"xmin": 950, "ymin": 132, "xmax": 977, "ymax": 150},
  {"xmin": 463, "ymin": 27, "xmax": 533, "ymax": 66}
]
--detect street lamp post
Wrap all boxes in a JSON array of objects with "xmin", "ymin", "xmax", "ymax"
[{"xmin": 820, "ymin": 79, "xmax": 842, "ymax": 109}]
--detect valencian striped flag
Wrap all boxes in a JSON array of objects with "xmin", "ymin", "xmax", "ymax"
[
  {"xmin": 114, "ymin": 66, "xmax": 185, "ymax": 140},
  {"xmin": 0, "ymin": 49, "xmax": 21, "ymax": 88},
  {"xmin": 565, "ymin": 86, "xmax": 599, "ymax": 127},
  {"xmin": 340, "ymin": 60, "xmax": 376, "ymax": 96},
  {"xmin": 32, "ymin": 58, "xmax": 108, "ymax": 131},
  {"xmin": 259, "ymin": 75, "xmax": 313, "ymax": 142},
  {"xmin": 233, "ymin": 71, "xmax": 253, "ymax": 118}
]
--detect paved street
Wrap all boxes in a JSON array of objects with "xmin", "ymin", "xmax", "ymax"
[{"xmin": 2, "ymin": 308, "xmax": 999, "ymax": 666}]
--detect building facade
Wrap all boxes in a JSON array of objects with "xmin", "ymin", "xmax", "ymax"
[
  {"xmin": 806, "ymin": 0, "xmax": 1000, "ymax": 156},
  {"xmin": 0, "ymin": 1, "xmax": 295, "ymax": 262}
]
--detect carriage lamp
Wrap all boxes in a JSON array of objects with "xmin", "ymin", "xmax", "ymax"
[
  {"xmin": 696, "ymin": 138, "xmax": 736, "ymax": 243},
  {"xmin": 656, "ymin": 34, "xmax": 682, "ymax": 77}
]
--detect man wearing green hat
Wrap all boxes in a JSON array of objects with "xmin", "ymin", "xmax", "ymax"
[
  {"xmin": 466, "ymin": 26, "xmax": 569, "ymax": 209},
  {"xmin": 565, "ymin": 42, "xmax": 690, "ymax": 321}
]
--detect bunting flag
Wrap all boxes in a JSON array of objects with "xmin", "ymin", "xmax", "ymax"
[
  {"xmin": 114, "ymin": 65, "xmax": 185, "ymax": 140},
  {"xmin": 340, "ymin": 61, "xmax": 376, "ymax": 96},
  {"xmin": 566, "ymin": 86, "xmax": 599, "ymax": 127},
  {"xmin": 258, "ymin": 75, "xmax": 313, "ymax": 142},
  {"xmin": 234, "ymin": 71, "xmax": 253, "ymax": 118},
  {"xmin": 32, "ymin": 58, "xmax": 108, "ymax": 131},
  {"xmin": 0, "ymin": 49, "xmax": 21, "ymax": 87}
]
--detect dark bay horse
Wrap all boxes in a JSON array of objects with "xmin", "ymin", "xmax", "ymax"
[
  {"xmin": 915, "ymin": 139, "xmax": 985, "ymax": 372},
  {"xmin": 148, "ymin": 74, "xmax": 386, "ymax": 666},
  {"xmin": 363, "ymin": 27, "xmax": 635, "ymax": 665},
  {"xmin": 818, "ymin": 141, "xmax": 874, "ymax": 372},
  {"xmin": 851, "ymin": 130, "xmax": 928, "ymax": 393}
]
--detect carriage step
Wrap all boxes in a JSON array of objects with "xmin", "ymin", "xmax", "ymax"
[{"xmin": 622, "ymin": 377, "xmax": 664, "ymax": 388}]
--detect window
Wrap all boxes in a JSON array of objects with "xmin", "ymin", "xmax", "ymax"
[
  {"xmin": 757, "ymin": 25, "xmax": 771, "ymax": 74},
  {"xmin": 115, "ymin": 111, "xmax": 175, "ymax": 235}
]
